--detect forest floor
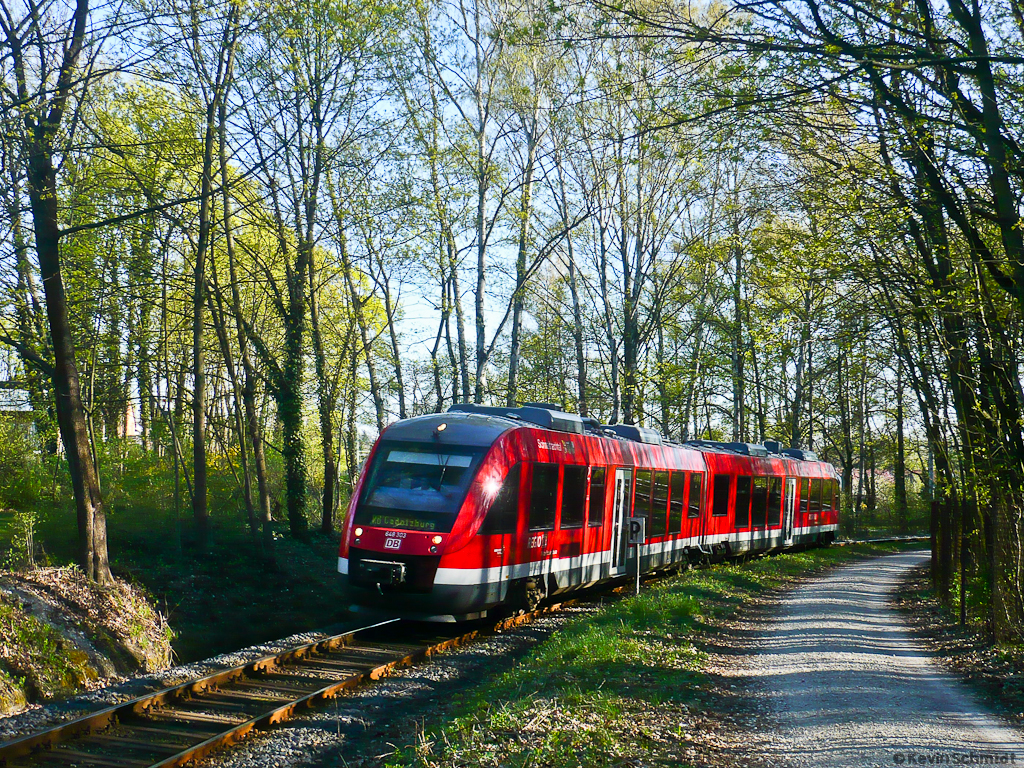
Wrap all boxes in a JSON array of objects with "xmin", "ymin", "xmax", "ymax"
[
  {"xmin": 108, "ymin": 524, "xmax": 350, "ymax": 664},
  {"xmin": 893, "ymin": 564, "xmax": 1024, "ymax": 728},
  {"xmin": 14, "ymin": 503, "xmax": 350, "ymax": 664}
]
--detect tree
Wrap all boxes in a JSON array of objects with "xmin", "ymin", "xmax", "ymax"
[{"xmin": 0, "ymin": 0, "xmax": 118, "ymax": 582}]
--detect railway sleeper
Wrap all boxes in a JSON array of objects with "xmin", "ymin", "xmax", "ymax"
[
  {"xmin": 37, "ymin": 747, "xmax": 142, "ymax": 768},
  {"xmin": 199, "ymin": 688, "xmax": 292, "ymax": 707},
  {"xmin": 73, "ymin": 735, "xmax": 182, "ymax": 760},
  {"xmin": 230, "ymin": 677, "xmax": 324, "ymax": 697}
]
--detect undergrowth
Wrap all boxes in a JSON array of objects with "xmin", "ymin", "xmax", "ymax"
[{"xmin": 0, "ymin": 598, "xmax": 96, "ymax": 703}]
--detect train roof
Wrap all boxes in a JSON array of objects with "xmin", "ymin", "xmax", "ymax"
[
  {"xmin": 441, "ymin": 403, "xmax": 827, "ymax": 465},
  {"xmin": 381, "ymin": 411, "xmax": 518, "ymax": 447}
]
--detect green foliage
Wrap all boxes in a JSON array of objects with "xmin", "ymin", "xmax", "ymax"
[
  {"xmin": 0, "ymin": 599, "xmax": 97, "ymax": 701},
  {"xmin": 0, "ymin": 416, "xmax": 47, "ymax": 512}
]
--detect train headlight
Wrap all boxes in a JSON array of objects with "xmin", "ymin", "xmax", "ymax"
[
  {"xmin": 354, "ymin": 527, "xmax": 364, "ymax": 537},
  {"xmin": 431, "ymin": 535, "xmax": 443, "ymax": 545},
  {"xmin": 429, "ymin": 546, "xmax": 438, "ymax": 553}
]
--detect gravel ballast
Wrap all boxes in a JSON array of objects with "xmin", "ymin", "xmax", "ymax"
[
  {"xmin": 199, "ymin": 605, "xmax": 600, "ymax": 768},
  {"xmin": 0, "ymin": 603, "xmax": 599, "ymax": 767}
]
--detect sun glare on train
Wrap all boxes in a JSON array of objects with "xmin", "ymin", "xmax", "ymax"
[{"xmin": 482, "ymin": 476, "xmax": 502, "ymax": 498}]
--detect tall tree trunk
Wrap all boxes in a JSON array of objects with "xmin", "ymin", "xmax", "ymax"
[
  {"xmin": 207, "ymin": 270, "xmax": 256, "ymax": 536},
  {"xmin": 8, "ymin": 174, "xmax": 55, "ymax": 452},
  {"xmin": 894, "ymin": 359, "xmax": 908, "ymax": 533},
  {"xmin": 339, "ymin": 232, "xmax": 385, "ymax": 432},
  {"xmin": 474, "ymin": 120, "xmax": 488, "ymax": 404},
  {"xmin": 280, "ymin": 300, "xmax": 308, "ymax": 539},
  {"xmin": 837, "ymin": 348, "xmax": 855, "ymax": 524},
  {"xmin": 597, "ymin": 219, "xmax": 620, "ymax": 423},
  {"xmin": 555, "ymin": 151, "xmax": 588, "ymax": 417},
  {"xmin": 681, "ymin": 307, "xmax": 706, "ymax": 443},
  {"xmin": 731, "ymin": 242, "xmax": 744, "ymax": 442},
  {"xmin": 27, "ymin": 143, "xmax": 112, "ymax": 584},
  {"xmin": 188, "ymin": 6, "xmax": 240, "ymax": 542},
  {"xmin": 656, "ymin": 319, "xmax": 671, "ymax": 436},
  {"xmin": 266, "ymin": 180, "xmax": 310, "ymax": 540},
  {"xmin": 308, "ymin": 250, "xmax": 337, "ymax": 534},
  {"xmin": 620, "ymin": 201, "xmax": 638, "ymax": 425},
  {"xmin": 17, "ymin": 0, "xmax": 111, "ymax": 583},
  {"xmin": 507, "ymin": 116, "xmax": 539, "ymax": 407},
  {"xmin": 450, "ymin": 245, "xmax": 471, "ymax": 402},
  {"xmin": 344, "ymin": 357, "xmax": 359, "ymax": 496},
  {"xmin": 381, "ymin": 278, "xmax": 407, "ymax": 420},
  {"xmin": 567, "ymin": 249, "xmax": 588, "ymax": 418},
  {"xmin": 221, "ymin": 139, "xmax": 274, "ymax": 566},
  {"xmin": 192, "ymin": 96, "xmax": 219, "ymax": 545}
]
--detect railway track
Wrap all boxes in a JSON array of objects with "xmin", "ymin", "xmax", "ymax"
[
  {"xmin": 0, "ymin": 605, "xmax": 572, "ymax": 768},
  {"xmin": 0, "ymin": 537, "xmax": 924, "ymax": 768}
]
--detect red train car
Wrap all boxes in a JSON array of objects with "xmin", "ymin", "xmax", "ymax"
[{"xmin": 338, "ymin": 404, "xmax": 840, "ymax": 621}]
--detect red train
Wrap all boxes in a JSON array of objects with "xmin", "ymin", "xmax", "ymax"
[{"xmin": 338, "ymin": 403, "xmax": 840, "ymax": 621}]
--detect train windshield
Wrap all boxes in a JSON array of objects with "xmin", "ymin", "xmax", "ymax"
[{"xmin": 354, "ymin": 442, "xmax": 484, "ymax": 532}]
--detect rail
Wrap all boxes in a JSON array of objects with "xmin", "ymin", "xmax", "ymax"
[{"xmin": 0, "ymin": 604, "xmax": 573, "ymax": 768}]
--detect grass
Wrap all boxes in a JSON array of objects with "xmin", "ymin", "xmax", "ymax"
[
  {"xmin": 389, "ymin": 541, "xmax": 922, "ymax": 768},
  {"xmin": 0, "ymin": 598, "xmax": 97, "ymax": 705}
]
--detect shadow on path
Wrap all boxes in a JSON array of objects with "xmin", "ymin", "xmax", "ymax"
[{"xmin": 709, "ymin": 551, "xmax": 1022, "ymax": 768}]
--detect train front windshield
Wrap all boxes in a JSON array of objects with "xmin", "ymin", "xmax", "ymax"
[{"xmin": 354, "ymin": 442, "xmax": 484, "ymax": 532}]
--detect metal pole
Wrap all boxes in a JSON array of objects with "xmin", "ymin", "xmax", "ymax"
[{"xmin": 634, "ymin": 544, "xmax": 640, "ymax": 595}]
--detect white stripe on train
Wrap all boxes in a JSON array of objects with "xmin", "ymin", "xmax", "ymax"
[{"xmin": 338, "ymin": 523, "xmax": 839, "ymax": 586}]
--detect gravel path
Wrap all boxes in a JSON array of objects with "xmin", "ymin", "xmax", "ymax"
[{"xmin": 744, "ymin": 550, "xmax": 1022, "ymax": 767}]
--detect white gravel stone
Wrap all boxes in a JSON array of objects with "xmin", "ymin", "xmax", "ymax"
[
  {"xmin": 198, "ymin": 604, "xmax": 601, "ymax": 768},
  {"xmin": 732, "ymin": 550, "xmax": 1023, "ymax": 767},
  {"xmin": 0, "ymin": 623, "xmax": 346, "ymax": 741},
  {"xmin": 0, "ymin": 602, "xmax": 599, "ymax": 768}
]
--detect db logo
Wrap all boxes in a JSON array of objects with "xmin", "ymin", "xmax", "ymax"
[{"xmin": 384, "ymin": 538, "xmax": 402, "ymax": 550}]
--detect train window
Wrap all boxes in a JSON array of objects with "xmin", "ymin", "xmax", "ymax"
[
  {"xmin": 480, "ymin": 465, "xmax": 521, "ymax": 535},
  {"xmin": 767, "ymin": 477, "xmax": 783, "ymax": 526},
  {"xmin": 735, "ymin": 476, "xmax": 752, "ymax": 528},
  {"xmin": 529, "ymin": 463, "xmax": 560, "ymax": 530},
  {"xmin": 668, "ymin": 472, "xmax": 685, "ymax": 533},
  {"xmin": 635, "ymin": 470, "xmax": 653, "ymax": 521},
  {"xmin": 561, "ymin": 466, "xmax": 587, "ymax": 528},
  {"xmin": 751, "ymin": 476, "xmax": 768, "ymax": 528},
  {"xmin": 355, "ymin": 441, "xmax": 484, "ymax": 532},
  {"xmin": 688, "ymin": 474, "xmax": 703, "ymax": 518},
  {"xmin": 830, "ymin": 480, "xmax": 839, "ymax": 511},
  {"xmin": 801, "ymin": 479, "xmax": 810, "ymax": 516},
  {"xmin": 712, "ymin": 474, "xmax": 731, "ymax": 517},
  {"xmin": 588, "ymin": 468, "xmax": 607, "ymax": 527},
  {"xmin": 651, "ymin": 471, "xmax": 669, "ymax": 537},
  {"xmin": 809, "ymin": 479, "xmax": 822, "ymax": 515}
]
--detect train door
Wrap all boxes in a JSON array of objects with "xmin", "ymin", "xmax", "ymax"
[
  {"xmin": 697, "ymin": 473, "xmax": 710, "ymax": 550},
  {"xmin": 482, "ymin": 464, "xmax": 521, "ymax": 602},
  {"xmin": 784, "ymin": 477, "xmax": 796, "ymax": 545},
  {"xmin": 610, "ymin": 468, "xmax": 632, "ymax": 576}
]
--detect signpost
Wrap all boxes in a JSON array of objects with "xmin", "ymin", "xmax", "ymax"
[{"xmin": 628, "ymin": 518, "xmax": 646, "ymax": 595}]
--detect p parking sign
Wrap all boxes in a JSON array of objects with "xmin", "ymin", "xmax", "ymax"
[{"xmin": 628, "ymin": 518, "xmax": 646, "ymax": 544}]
